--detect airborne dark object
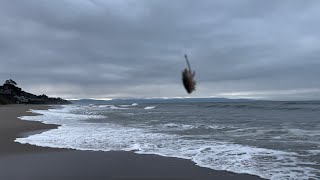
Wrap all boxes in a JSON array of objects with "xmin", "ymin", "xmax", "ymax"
[{"xmin": 182, "ymin": 54, "xmax": 196, "ymax": 94}]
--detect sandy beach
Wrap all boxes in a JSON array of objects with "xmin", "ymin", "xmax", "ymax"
[{"xmin": 0, "ymin": 105, "xmax": 264, "ymax": 180}]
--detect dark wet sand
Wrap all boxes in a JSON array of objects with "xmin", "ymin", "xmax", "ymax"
[{"xmin": 0, "ymin": 105, "xmax": 264, "ymax": 180}]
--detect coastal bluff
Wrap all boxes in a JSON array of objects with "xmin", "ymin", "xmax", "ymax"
[{"xmin": 0, "ymin": 79, "xmax": 70, "ymax": 105}]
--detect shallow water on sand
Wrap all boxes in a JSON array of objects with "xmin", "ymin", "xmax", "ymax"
[{"xmin": 16, "ymin": 101, "xmax": 320, "ymax": 180}]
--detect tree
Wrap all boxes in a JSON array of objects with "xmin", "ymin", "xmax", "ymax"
[{"xmin": 4, "ymin": 79, "xmax": 17, "ymax": 86}]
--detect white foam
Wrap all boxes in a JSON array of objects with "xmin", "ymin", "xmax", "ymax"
[
  {"xmin": 18, "ymin": 106, "xmax": 104, "ymax": 126},
  {"xmin": 118, "ymin": 103, "xmax": 138, "ymax": 108},
  {"xmin": 161, "ymin": 123, "xmax": 194, "ymax": 130},
  {"xmin": 144, "ymin": 106, "xmax": 156, "ymax": 110},
  {"xmin": 288, "ymin": 128, "xmax": 320, "ymax": 137},
  {"xmin": 110, "ymin": 105, "xmax": 129, "ymax": 110},
  {"xmin": 15, "ymin": 105, "xmax": 319, "ymax": 180},
  {"xmin": 119, "ymin": 105, "xmax": 131, "ymax": 107},
  {"xmin": 306, "ymin": 150, "xmax": 320, "ymax": 156},
  {"xmin": 96, "ymin": 105, "xmax": 129, "ymax": 110},
  {"xmin": 195, "ymin": 125, "xmax": 227, "ymax": 130}
]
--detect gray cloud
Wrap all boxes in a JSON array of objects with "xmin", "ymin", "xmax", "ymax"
[{"xmin": 0, "ymin": 0, "xmax": 320, "ymax": 100}]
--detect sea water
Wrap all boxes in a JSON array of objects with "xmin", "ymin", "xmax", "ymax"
[{"xmin": 15, "ymin": 100, "xmax": 320, "ymax": 179}]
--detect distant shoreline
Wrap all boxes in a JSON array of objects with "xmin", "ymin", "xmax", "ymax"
[{"xmin": 0, "ymin": 104, "xmax": 264, "ymax": 180}]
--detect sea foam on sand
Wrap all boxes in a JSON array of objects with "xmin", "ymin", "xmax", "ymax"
[{"xmin": 16, "ymin": 105, "xmax": 319, "ymax": 180}]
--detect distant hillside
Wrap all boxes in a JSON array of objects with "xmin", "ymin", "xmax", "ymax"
[
  {"xmin": 0, "ymin": 79, "xmax": 71, "ymax": 105},
  {"xmin": 71, "ymin": 97, "xmax": 255, "ymax": 105}
]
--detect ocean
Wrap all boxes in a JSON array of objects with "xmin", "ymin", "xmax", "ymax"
[{"xmin": 15, "ymin": 100, "xmax": 320, "ymax": 180}]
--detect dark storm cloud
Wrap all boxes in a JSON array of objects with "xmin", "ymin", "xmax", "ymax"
[{"xmin": 0, "ymin": 0, "xmax": 320, "ymax": 100}]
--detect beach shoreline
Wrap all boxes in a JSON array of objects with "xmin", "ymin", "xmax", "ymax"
[
  {"xmin": 0, "ymin": 104, "xmax": 66, "ymax": 156},
  {"xmin": 0, "ymin": 104, "xmax": 264, "ymax": 180}
]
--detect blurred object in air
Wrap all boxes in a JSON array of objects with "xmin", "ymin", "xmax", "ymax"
[{"xmin": 182, "ymin": 54, "xmax": 196, "ymax": 94}]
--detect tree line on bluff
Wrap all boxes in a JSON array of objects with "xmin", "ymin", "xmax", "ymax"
[{"xmin": 0, "ymin": 79, "xmax": 71, "ymax": 105}]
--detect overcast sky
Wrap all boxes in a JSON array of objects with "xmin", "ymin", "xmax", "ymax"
[{"xmin": 1, "ymin": 0, "xmax": 320, "ymax": 100}]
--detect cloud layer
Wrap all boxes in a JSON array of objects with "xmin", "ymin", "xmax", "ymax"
[{"xmin": 1, "ymin": 0, "xmax": 320, "ymax": 100}]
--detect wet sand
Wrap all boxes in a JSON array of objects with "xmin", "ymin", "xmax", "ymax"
[{"xmin": 0, "ymin": 105, "xmax": 264, "ymax": 180}]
